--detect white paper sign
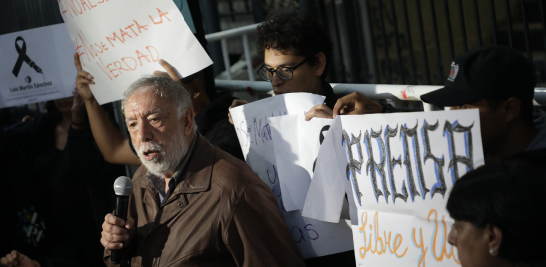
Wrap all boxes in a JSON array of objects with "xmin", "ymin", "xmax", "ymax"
[
  {"xmin": 269, "ymin": 115, "xmax": 333, "ymax": 211},
  {"xmin": 302, "ymin": 117, "xmax": 357, "ymax": 224},
  {"xmin": 59, "ymin": 0, "xmax": 212, "ymax": 104},
  {"xmin": 229, "ymin": 94, "xmax": 354, "ymax": 259},
  {"xmin": 0, "ymin": 24, "xmax": 75, "ymax": 108},
  {"xmin": 304, "ymin": 109, "xmax": 484, "ymax": 266}
]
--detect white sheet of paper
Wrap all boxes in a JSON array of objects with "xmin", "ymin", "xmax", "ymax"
[
  {"xmin": 229, "ymin": 93, "xmax": 354, "ymax": 258},
  {"xmin": 269, "ymin": 115, "xmax": 333, "ymax": 211},
  {"xmin": 59, "ymin": 0, "xmax": 212, "ymax": 104},
  {"xmin": 0, "ymin": 24, "xmax": 75, "ymax": 108},
  {"xmin": 304, "ymin": 109, "xmax": 484, "ymax": 266},
  {"xmin": 302, "ymin": 116, "xmax": 357, "ymax": 224}
]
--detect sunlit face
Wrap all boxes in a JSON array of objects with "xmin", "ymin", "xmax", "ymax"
[
  {"xmin": 124, "ymin": 87, "xmax": 188, "ymax": 176},
  {"xmin": 264, "ymin": 47, "xmax": 321, "ymax": 95},
  {"xmin": 448, "ymin": 220, "xmax": 490, "ymax": 267},
  {"xmin": 451, "ymin": 99, "xmax": 504, "ymax": 155},
  {"xmin": 54, "ymin": 96, "xmax": 74, "ymax": 114}
]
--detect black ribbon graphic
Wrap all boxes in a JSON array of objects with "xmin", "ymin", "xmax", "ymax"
[{"xmin": 12, "ymin": 36, "xmax": 42, "ymax": 77}]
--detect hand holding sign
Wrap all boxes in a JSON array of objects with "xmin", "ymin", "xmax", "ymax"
[
  {"xmin": 153, "ymin": 60, "xmax": 182, "ymax": 85},
  {"xmin": 74, "ymin": 52, "xmax": 95, "ymax": 102},
  {"xmin": 304, "ymin": 109, "xmax": 485, "ymax": 266},
  {"xmin": 304, "ymin": 103, "xmax": 333, "ymax": 121},
  {"xmin": 60, "ymin": 0, "xmax": 212, "ymax": 104},
  {"xmin": 332, "ymin": 92, "xmax": 383, "ymax": 117},
  {"xmin": 75, "ymin": 51, "xmax": 186, "ymax": 106},
  {"xmin": 229, "ymin": 94, "xmax": 354, "ymax": 259}
]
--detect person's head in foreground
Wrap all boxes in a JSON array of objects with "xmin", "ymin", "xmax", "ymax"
[
  {"xmin": 256, "ymin": 12, "xmax": 333, "ymax": 95},
  {"xmin": 446, "ymin": 160, "xmax": 546, "ymax": 267},
  {"xmin": 421, "ymin": 46, "xmax": 537, "ymax": 158},
  {"xmin": 122, "ymin": 75, "xmax": 196, "ymax": 178},
  {"xmin": 180, "ymin": 69, "xmax": 210, "ymax": 115}
]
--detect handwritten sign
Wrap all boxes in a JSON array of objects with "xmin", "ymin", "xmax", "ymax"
[
  {"xmin": 229, "ymin": 93, "xmax": 354, "ymax": 259},
  {"xmin": 0, "ymin": 24, "xmax": 75, "ymax": 108},
  {"xmin": 59, "ymin": 0, "xmax": 212, "ymax": 104},
  {"xmin": 304, "ymin": 109, "xmax": 484, "ymax": 266},
  {"xmin": 268, "ymin": 115, "xmax": 333, "ymax": 211}
]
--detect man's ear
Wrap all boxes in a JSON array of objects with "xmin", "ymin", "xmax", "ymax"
[
  {"xmin": 183, "ymin": 79, "xmax": 202, "ymax": 100},
  {"xmin": 314, "ymin": 52, "xmax": 327, "ymax": 77},
  {"xmin": 484, "ymin": 224, "xmax": 503, "ymax": 257},
  {"xmin": 501, "ymin": 97, "xmax": 521, "ymax": 123},
  {"xmin": 182, "ymin": 107, "xmax": 195, "ymax": 136},
  {"xmin": 189, "ymin": 78, "xmax": 202, "ymax": 100}
]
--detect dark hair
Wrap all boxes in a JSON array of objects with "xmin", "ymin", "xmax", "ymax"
[
  {"xmin": 45, "ymin": 100, "xmax": 63, "ymax": 125},
  {"xmin": 181, "ymin": 69, "xmax": 205, "ymax": 88},
  {"xmin": 256, "ymin": 12, "xmax": 334, "ymax": 80},
  {"xmin": 446, "ymin": 160, "xmax": 546, "ymax": 262}
]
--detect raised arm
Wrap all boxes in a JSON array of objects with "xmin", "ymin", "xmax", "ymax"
[{"xmin": 74, "ymin": 52, "xmax": 141, "ymax": 166}]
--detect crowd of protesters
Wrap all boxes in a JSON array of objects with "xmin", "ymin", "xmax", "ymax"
[{"xmin": 1, "ymin": 5, "xmax": 545, "ymax": 267}]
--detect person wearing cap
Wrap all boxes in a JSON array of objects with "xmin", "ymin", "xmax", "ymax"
[
  {"xmin": 329, "ymin": 46, "xmax": 545, "ymax": 162},
  {"xmin": 420, "ymin": 46, "xmax": 546, "ymax": 161}
]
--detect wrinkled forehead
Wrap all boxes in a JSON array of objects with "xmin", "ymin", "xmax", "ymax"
[{"xmin": 124, "ymin": 86, "xmax": 172, "ymax": 118}]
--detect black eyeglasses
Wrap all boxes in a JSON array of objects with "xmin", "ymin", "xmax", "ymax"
[{"xmin": 256, "ymin": 59, "xmax": 308, "ymax": 81}]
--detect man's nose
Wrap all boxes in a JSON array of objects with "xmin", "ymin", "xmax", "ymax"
[
  {"xmin": 447, "ymin": 228, "xmax": 457, "ymax": 247},
  {"xmin": 270, "ymin": 72, "xmax": 284, "ymax": 87},
  {"xmin": 138, "ymin": 120, "xmax": 153, "ymax": 142}
]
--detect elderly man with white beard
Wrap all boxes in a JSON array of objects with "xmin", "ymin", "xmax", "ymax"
[{"xmin": 100, "ymin": 76, "xmax": 305, "ymax": 267}]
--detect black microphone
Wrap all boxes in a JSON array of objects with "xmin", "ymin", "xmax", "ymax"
[{"xmin": 111, "ymin": 176, "xmax": 133, "ymax": 265}]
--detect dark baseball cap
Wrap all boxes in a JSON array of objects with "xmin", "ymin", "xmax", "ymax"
[{"xmin": 421, "ymin": 46, "xmax": 536, "ymax": 107}]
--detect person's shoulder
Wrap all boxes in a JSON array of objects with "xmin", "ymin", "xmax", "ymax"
[
  {"xmin": 526, "ymin": 114, "xmax": 546, "ymax": 152},
  {"xmin": 131, "ymin": 165, "xmax": 148, "ymax": 185},
  {"xmin": 534, "ymin": 114, "xmax": 546, "ymax": 129},
  {"xmin": 210, "ymin": 148, "xmax": 263, "ymax": 194}
]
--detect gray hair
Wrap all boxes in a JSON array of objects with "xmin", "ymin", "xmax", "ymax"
[{"xmin": 122, "ymin": 75, "xmax": 193, "ymax": 120}]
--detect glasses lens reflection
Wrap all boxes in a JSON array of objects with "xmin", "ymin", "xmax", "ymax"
[
  {"xmin": 277, "ymin": 68, "xmax": 292, "ymax": 80},
  {"xmin": 258, "ymin": 69, "xmax": 270, "ymax": 81},
  {"xmin": 257, "ymin": 67, "xmax": 295, "ymax": 81}
]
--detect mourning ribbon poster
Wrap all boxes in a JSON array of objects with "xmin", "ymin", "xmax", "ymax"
[{"xmin": 0, "ymin": 24, "xmax": 75, "ymax": 108}]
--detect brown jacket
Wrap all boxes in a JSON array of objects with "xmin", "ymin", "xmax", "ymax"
[{"xmin": 104, "ymin": 135, "xmax": 305, "ymax": 267}]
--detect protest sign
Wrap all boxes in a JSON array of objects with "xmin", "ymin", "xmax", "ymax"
[
  {"xmin": 0, "ymin": 24, "xmax": 75, "ymax": 108},
  {"xmin": 59, "ymin": 0, "xmax": 212, "ymax": 104},
  {"xmin": 268, "ymin": 115, "xmax": 334, "ymax": 211},
  {"xmin": 229, "ymin": 94, "xmax": 354, "ymax": 258},
  {"xmin": 304, "ymin": 109, "xmax": 484, "ymax": 266}
]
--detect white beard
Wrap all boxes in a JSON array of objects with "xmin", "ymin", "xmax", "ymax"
[{"xmin": 135, "ymin": 126, "xmax": 189, "ymax": 177}]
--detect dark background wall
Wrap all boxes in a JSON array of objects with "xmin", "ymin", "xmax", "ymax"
[
  {"xmin": 2, "ymin": 0, "xmax": 546, "ymax": 87},
  {"xmin": 0, "ymin": 0, "xmax": 63, "ymax": 35}
]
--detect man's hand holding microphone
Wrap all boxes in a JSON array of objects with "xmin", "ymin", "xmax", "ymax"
[
  {"xmin": 101, "ymin": 176, "xmax": 134, "ymax": 265},
  {"xmin": 100, "ymin": 213, "xmax": 135, "ymax": 250}
]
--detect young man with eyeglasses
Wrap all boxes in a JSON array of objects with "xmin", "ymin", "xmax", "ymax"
[
  {"xmin": 255, "ymin": 14, "xmax": 333, "ymax": 102},
  {"xmin": 229, "ymin": 12, "xmax": 394, "ymax": 123},
  {"xmin": 233, "ymin": 11, "xmax": 361, "ymax": 267}
]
